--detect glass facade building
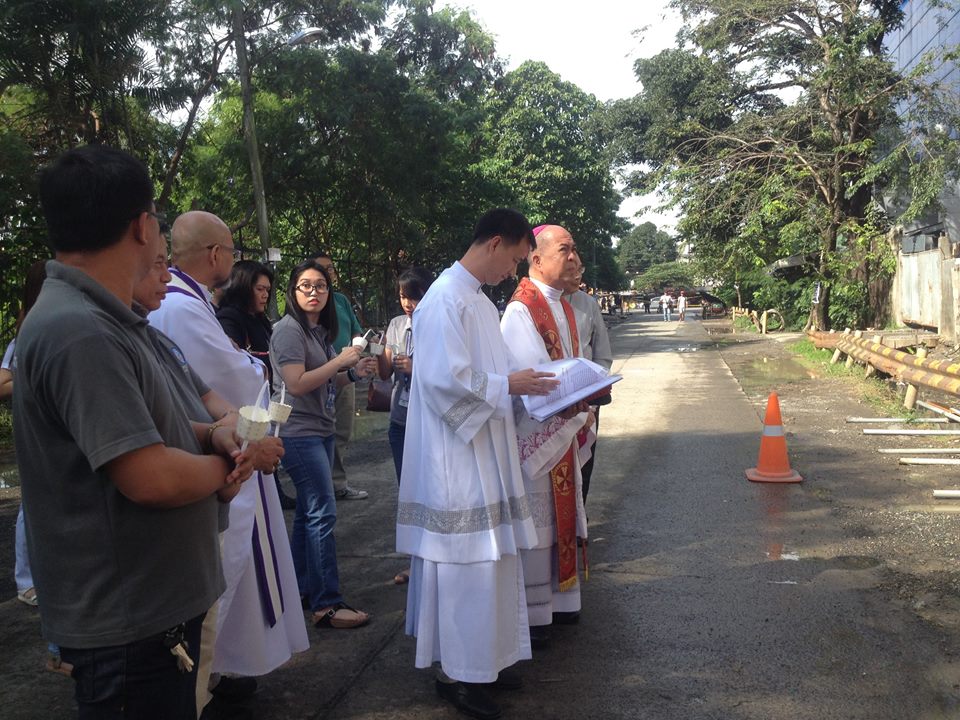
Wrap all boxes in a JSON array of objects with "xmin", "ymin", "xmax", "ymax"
[{"xmin": 885, "ymin": 0, "xmax": 960, "ymax": 248}]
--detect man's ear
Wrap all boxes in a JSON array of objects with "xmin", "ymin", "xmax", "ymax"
[
  {"xmin": 131, "ymin": 212, "xmax": 150, "ymax": 247},
  {"xmin": 488, "ymin": 235, "xmax": 502, "ymax": 253}
]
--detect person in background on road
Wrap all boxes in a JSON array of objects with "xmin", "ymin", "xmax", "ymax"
[
  {"xmin": 216, "ymin": 260, "xmax": 297, "ymax": 510},
  {"xmin": 3, "ymin": 261, "xmax": 46, "ymax": 612},
  {"xmin": 501, "ymin": 224, "xmax": 593, "ymax": 650},
  {"xmin": 375, "ymin": 266, "xmax": 434, "ymax": 586},
  {"xmin": 150, "ymin": 211, "xmax": 308, "ymax": 715},
  {"xmin": 270, "ymin": 259, "xmax": 377, "ymax": 631},
  {"xmin": 677, "ymin": 290, "xmax": 687, "ymax": 322},
  {"xmin": 563, "ymin": 262, "xmax": 613, "ymax": 506},
  {"xmin": 312, "ymin": 253, "xmax": 369, "ymax": 502},
  {"xmin": 397, "ymin": 208, "xmax": 558, "ymax": 720},
  {"xmin": 15, "ymin": 144, "xmax": 243, "ymax": 719},
  {"xmin": 643, "ymin": 294, "xmax": 651, "ymax": 314},
  {"xmin": 659, "ymin": 290, "xmax": 673, "ymax": 321}
]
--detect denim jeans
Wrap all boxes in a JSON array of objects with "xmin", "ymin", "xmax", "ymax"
[
  {"xmin": 388, "ymin": 421, "xmax": 406, "ymax": 485},
  {"xmin": 15, "ymin": 504, "xmax": 32, "ymax": 592},
  {"xmin": 281, "ymin": 434, "xmax": 343, "ymax": 610},
  {"xmin": 59, "ymin": 614, "xmax": 204, "ymax": 720}
]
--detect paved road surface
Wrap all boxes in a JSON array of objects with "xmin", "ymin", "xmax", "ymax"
[{"xmin": 2, "ymin": 310, "xmax": 957, "ymax": 719}]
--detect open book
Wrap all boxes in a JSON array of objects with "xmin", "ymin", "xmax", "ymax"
[{"xmin": 521, "ymin": 357, "xmax": 621, "ymax": 422}]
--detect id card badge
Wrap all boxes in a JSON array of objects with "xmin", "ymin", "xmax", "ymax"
[
  {"xmin": 325, "ymin": 383, "xmax": 337, "ymax": 412},
  {"xmin": 398, "ymin": 388, "xmax": 409, "ymax": 408}
]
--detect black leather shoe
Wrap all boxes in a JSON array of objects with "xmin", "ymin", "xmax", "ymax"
[
  {"xmin": 552, "ymin": 610, "xmax": 581, "ymax": 625},
  {"xmin": 435, "ymin": 680, "xmax": 502, "ymax": 720},
  {"xmin": 211, "ymin": 676, "xmax": 257, "ymax": 700},
  {"xmin": 529, "ymin": 624, "xmax": 552, "ymax": 649},
  {"xmin": 486, "ymin": 668, "xmax": 522, "ymax": 690}
]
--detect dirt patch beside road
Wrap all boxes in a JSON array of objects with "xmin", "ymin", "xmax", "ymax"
[{"xmin": 714, "ymin": 326, "xmax": 960, "ymax": 638}]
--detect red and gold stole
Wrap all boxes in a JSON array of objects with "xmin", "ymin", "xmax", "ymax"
[{"xmin": 510, "ymin": 277, "xmax": 581, "ymax": 591}]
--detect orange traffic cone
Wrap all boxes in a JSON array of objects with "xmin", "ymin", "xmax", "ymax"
[{"xmin": 746, "ymin": 392, "xmax": 802, "ymax": 483}]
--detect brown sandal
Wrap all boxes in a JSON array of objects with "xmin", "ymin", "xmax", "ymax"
[{"xmin": 313, "ymin": 602, "xmax": 370, "ymax": 629}]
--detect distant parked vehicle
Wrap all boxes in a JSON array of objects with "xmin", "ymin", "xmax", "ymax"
[{"xmin": 700, "ymin": 291, "xmax": 728, "ymax": 319}]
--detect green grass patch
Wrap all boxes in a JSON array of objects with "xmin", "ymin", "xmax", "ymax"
[
  {"xmin": 733, "ymin": 315, "xmax": 757, "ymax": 332},
  {"xmin": 0, "ymin": 403, "xmax": 12, "ymax": 454},
  {"xmin": 787, "ymin": 338, "xmax": 918, "ymax": 420}
]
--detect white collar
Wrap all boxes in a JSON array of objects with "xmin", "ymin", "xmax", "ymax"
[
  {"xmin": 451, "ymin": 261, "xmax": 483, "ymax": 293},
  {"xmin": 531, "ymin": 277, "xmax": 563, "ymax": 303}
]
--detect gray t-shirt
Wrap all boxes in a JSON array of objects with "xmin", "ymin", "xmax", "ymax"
[
  {"xmin": 270, "ymin": 314, "xmax": 336, "ymax": 437},
  {"xmin": 141, "ymin": 316, "xmax": 229, "ymax": 531},
  {"xmin": 384, "ymin": 314, "xmax": 412, "ymax": 426},
  {"xmin": 13, "ymin": 261, "xmax": 224, "ymax": 648}
]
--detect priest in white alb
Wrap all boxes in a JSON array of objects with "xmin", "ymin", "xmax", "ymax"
[
  {"xmin": 397, "ymin": 208, "xmax": 560, "ymax": 720},
  {"xmin": 150, "ymin": 211, "xmax": 308, "ymax": 711},
  {"xmin": 500, "ymin": 224, "xmax": 593, "ymax": 649}
]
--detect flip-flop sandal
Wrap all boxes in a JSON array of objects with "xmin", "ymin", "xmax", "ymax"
[
  {"xmin": 314, "ymin": 602, "xmax": 370, "ymax": 629},
  {"xmin": 393, "ymin": 570, "xmax": 410, "ymax": 585}
]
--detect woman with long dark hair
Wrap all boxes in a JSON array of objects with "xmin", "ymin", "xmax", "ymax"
[
  {"xmin": 216, "ymin": 260, "xmax": 274, "ymax": 380},
  {"xmin": 216, "ymin": 260, "xmax": 298, "ymax": 508},
  {"xmin": 269, "ymin": 259, "xmax": 376, "ymax": 629}
]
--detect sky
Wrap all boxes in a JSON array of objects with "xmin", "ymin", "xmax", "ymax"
[{"xmin": 439, "ymin": 0, "xmax": 685, "ymax": 233}]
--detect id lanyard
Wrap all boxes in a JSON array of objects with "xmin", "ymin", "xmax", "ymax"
[
  {"xmin": 402, "ymin": 327, "xmax": 413, "ymax": 390},
  {"xmin": 319, "ymin": 335, "xmax": 337, "ymax": 412}
]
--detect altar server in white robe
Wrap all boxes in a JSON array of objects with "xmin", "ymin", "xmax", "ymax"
[
  {"xmin": 150, "ymin": 211, "xmax": 308, "ymax": 706},
  {"xmin": 500, "ymin": 225, "xmax": 592, "ymax": 647},
  {"xmin": 397, "ymin": 208, "xmax": 560, "ymax": 720}
]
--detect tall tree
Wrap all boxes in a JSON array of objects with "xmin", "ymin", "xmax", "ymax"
[
  {"xmin": 478, "ymin": 61, "xmax": 627, "ymax": 289},
  {"xmin": 605, "ymin": 0, "xmax": 958, "ymax": 329},
  {"xmin": 617, "ymin": 221, "xmax": 677, "ymax": 274}
]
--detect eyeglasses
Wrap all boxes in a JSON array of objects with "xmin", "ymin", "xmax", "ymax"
[
  {"xmin": 206, "ymin": 244, "xmax": 242, "ymax": 259},
  {"xmin": 143, "ymin": 210, "xmax": 170, "ymax": 234},
  {"xmin": 296, "ymin": 281, "xmax": 329, "ymax": 295}
]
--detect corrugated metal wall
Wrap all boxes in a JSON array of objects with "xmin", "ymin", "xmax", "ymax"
[{"xmin": 900, "ymin": 249, "xmax": 942, "ymax": 328}]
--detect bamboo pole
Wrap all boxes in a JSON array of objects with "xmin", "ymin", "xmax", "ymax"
[
  {"xmin": 845, "ymin": 329, "xmax": 863, "ymax": 368},
  {"xmin": 864, "ymin": 428, "xmax": 960, "ymax": 435},
  {"xmin": 830, "ymin": 328, "xmax": 850, "ymax": 363},
  {"xmin": 933, "ymin": 490, "xmax": 960, "ymax": 499},
  {"xmin": 904, "ymin": 347, "xmax": 928, "ymax": 410},
  {"xmin": 846, "ymin": 417, "xmax": 949, "ymax": 423},
  {"xmin": 878, "ymin": 447, "xmax": 960, "ymax": 454},
  {"xmin": 916, "ymin": 400, "xmax": 960, "ymax": 423},
  {"xmin": 899, "ymin": 458, "xmax": 960, "ymax": 465},
  {"xmin": 865, "ymin": 334, "xmax": 882, "ymax": 378}
]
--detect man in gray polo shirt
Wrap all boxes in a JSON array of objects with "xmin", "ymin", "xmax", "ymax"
[{"xmin": 13, "ymin": 145, "xmax": 250, "ymax": 720}]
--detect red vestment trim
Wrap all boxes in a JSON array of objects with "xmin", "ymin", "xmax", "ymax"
[{"xmin": 510, "ymin": 277, "xmax": 582, "ymax": 591}]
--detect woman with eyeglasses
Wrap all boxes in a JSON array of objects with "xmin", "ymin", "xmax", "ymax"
[{"xmin": 269, "ymin": 259, "xmax": 376, "ymax": 629}]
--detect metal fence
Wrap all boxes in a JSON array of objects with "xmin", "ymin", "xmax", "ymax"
[{"xmin": 897, "ymin": 234, "xmax": 960, "ymax": 343}]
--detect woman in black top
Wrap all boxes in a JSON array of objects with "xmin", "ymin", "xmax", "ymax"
[
  {"xmin": 216, "ymin": 260, "xmax": 275, "ymax": 384},
  {"xmin": 216, "ymin": 260, "xmax": 297, "ymax": 508}
]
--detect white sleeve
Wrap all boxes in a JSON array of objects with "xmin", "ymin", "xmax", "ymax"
[
  {"xmin": 413, "ymin": 296, "xmax": 509, "ymax": 444},
  {"xmin": 1, "ymin": 339, "xmax": 15, "ymax": 371},
  {"xmin": 150, "ymin": 296, "xmax": 266, "ymax": 408},
  {"xmin": 500, "ymin": 302, "xmax": 553, "ymax": 368}
]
